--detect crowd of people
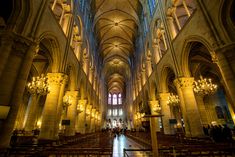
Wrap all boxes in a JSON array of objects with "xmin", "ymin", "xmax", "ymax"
[{"xmin": 203, "ymin": 124, "xmax": 234, "ymax": 143}]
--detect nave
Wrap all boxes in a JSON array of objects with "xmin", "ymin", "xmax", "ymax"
[{"xmin": 2, "ymin": 130, "xmax": 235, "ymax": 157}]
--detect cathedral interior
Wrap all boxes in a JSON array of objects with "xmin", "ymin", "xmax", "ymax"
[{"xmin": 0, "ymin": 0, "xmax": 235, "ymax": 156}]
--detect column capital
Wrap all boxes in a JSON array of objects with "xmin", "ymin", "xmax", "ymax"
[
  {"xmin": 47, "ymin": 73, "xmax": 68, "ymax": 86},
  {"xmin": 148, "ymin": 100, "xmax": 159, "ymax": 108},
  {"xmin": 64, "ymin": 91, "xmax": 79, "ymax": 101},
  {"xmin": 148, "ymin": 100, "xmax": 161, "ymax": 114},
  {"xmin": 174, "ymin": 77, "xmax": 194, "ymax": 89},
  {"xmin": 78, "ymin": 99, "xmax": 87, "ymax": 106}
]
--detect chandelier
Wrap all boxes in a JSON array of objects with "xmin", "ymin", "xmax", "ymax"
[
  {"xmin": 193, "ymin": 76, "xmax": 218, "ymax": 95},
  {"xmin": 153, "ymin": 105, "xmax": 161, "ymax": 113},
  {"xmin": 167, "ymin": 93, "xmax": 180, "ymax": 106},
  {"xmin": 27, "ymin": 74, "xmax": 49, "ymax": 95}
]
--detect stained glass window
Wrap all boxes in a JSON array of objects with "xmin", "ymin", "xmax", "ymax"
[
  {"xmin": 118, "ymin": 93, "xmax": 122, "ymax": 104},
  {"xmin": 108, "ymin": 93, "xmax": 112, "ymax": 104},
  {"xmin": 113, "ymin": 94, "xmax": 117, "ymax": 105}
]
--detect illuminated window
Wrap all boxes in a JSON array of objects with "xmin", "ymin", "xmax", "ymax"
[
  {"xmin": 148, "ymin": 0, "xmax": 156, "ymax": 17},
  {"xmin": 118, "ymin": 93, "xmax": 122, "ymax": 104},
  {"xmin": 108, "ymin": 109, "xmax": 111, "ymax": 116},
  {"xmin": 119, "ymin": 109, "xmax": 123, "ymax": 116},
  {"xmin": 113, "ymin": 109, "xmax": 117, "ymax": 116},
  {"xmin": 108, "ymin": 93, "xmax": 112, "ymax": 104},
  {"xmin": 113, "ymin": 94, "xmax": 117, "ymax": 105}
]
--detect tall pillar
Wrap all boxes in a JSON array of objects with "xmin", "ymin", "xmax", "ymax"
[
  {"xmin": 148, "ymin": 101, "xmax": 160, "ymax": 157},
  {"xmin": 55, "ymin": 75, "xmax": 68, "ymax": 137},
  {"xmin": 75, "ymin": 41, "xmax": 82, "ymax": 61},
  {"xmin": 212, "ymin": 51, "xmax": 235, "ymax": 111},
  {"xmin": 146, "ymin": 58, "xmax": 152, "ymax": 77},
  {"xmin": 167, "ymin": 16, "xmax": 177, "ymax": 39},
  {"xmin": 159, "ymin": 93, "xmax": 174, "ymax": 134},
  {"xmin": 39, "ymin": 73, "xmax": 66, "ymax": 140},
  {"xmin": 89, "ymin": 67, "xmax": 94, "ymax": 83},
  {"xmin": 90, "ymin": 108, "xmax": 96, "ymax": 132},
  {"xmin": 77, "ymin": 99, "xmax": 87, "ymax": 134},
  {"xmin": 65, "ymin": 91, "xmax": 78, "ymax": 136},
  {"xmin": 85, "ymin": 105, "xmax": 92, "ymax": 133},
  {"xmin": 174, "ymin": 77, "xmax": 204, "ymax": 137},
  {"xmin": 62, "ymin": 12, "xmax": 72, "ymax": 36},
  {"xmin": 152, "ymin": 43, "xmax": 161, "ymax": 64},
  {"xmin": 0, "ymin": 41, "xmax": 38, "ymax": 148},
  {"xmin": 141, "ymin": 69, "xmax": 146, "ymax": 86},
  {"xmin": 0, "ymin": 32, "xmax": 14, "ymax": 77},
  {"xmin": 195, "ymin": 95, "xmax": 209, "ymax": 125},
  {"xmin": 24, "ymin": 95, "xmax": 40, "ymax": 131}
]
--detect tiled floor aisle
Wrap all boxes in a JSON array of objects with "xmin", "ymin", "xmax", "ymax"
[{"xmin": 112, "ymin": 135, "xmax": 151, "ymax": 157}]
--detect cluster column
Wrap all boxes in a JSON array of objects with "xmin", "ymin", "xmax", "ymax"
[
  {"xmin": 39, "ymin": 73, "xmax": 67, "ymax": 140},
  {"xmin": 65, "ymin": 91, "xmax": 79, "ymax": 136},
  {"xmin": 174, "ymin": 77, "xmax": 204, "ymax": 137},
  {"xmin": 148, "ymin": 100, "xmax": 160, "ymax": 157},
  {"xmin": 159, "ymin": 93, "xmax": 174, "ymax": 134},
  {"xmin": 77, "ymin": 99, "xmax": 87, "ymax": 134}
]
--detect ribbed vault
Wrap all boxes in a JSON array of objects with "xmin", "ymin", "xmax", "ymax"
[{"xmin": 91, "ymin": 0, "xmax": 142, "ymax": 94}]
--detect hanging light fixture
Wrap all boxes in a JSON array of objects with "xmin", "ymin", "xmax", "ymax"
[
  {"xmin": 167, "ymin": 93, "xmax": 180, "ymax": 106},
  {"xmin": 153, "ymin": 104, "xmax": 161, "ymax": 113},
  {"xmin": 193, "ymin": 75, "xmax": 218, "ymax": 95},
  {"xmin": 27, "ymin": 74, "xmax": 49, "ymax": 95}
]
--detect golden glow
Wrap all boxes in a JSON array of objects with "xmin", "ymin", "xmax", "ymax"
[
  {"xmin": 27, "ymin": 74, "xmax": 49, "ymax": 95},
  {"xmin": 193, "ymin": 76, "xmax": 218, "ymax": 95},
  {"xmin": 167, "ymin": 93, "xmax": 180, "ymax": 106},
  {"xmin": 36, "ymin": 120, "xmax": 42, "ymax": 128}
]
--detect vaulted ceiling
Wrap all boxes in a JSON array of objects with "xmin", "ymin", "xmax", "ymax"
[{"xmin": 91, "ymin": 0, "xmax": 142, "ymax": 94}]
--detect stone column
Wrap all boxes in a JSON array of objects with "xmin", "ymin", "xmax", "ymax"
[
  {"xmin": 24, "ymin": 95, "xmax": 41, "ymax": 131},
  {"xmin": 146, "ymin": 58, "xmax": 152, "ymax": 77},
  {"xmin": 159, "ymin": 93, "xmax": 174, "ymax": 134},
  {"xmin": 174, "ymin": 77, "xmax": 204, "ymax": 137},
  {"xmin": 212, "ymin": 51, "xmax": 235, "ymax": 111},
  {"xmin": 89, "ymin": 67, "xmax": 94, "ymax": 84},
  {"xmin": 77, "ymin": 99, "xmax": 87, "ymax": 134},
  {"xmin": 0, "ymin": 32, "xmax": 14, "ymax": 77},
  {"xmin": 195, "ymin": 95, "xmax": 209, "ymax": 125},
  {"xmin": 0, "ymin": 41, "xmax": 38, "ymax": 148},
  {"xmin": 85, "ymin": 105, "xmax": 92, "ymax": 133},
  {"xmin": 90, "ymin": 108, "xmax": 96, "ymax": 132},
  {"xmin": 167, "ymin": 16, "xmax": 177, "ymax": 39},
  {"xmin": 65, "ymin": 91, "xmax": 78, "ymax": 136},
  {"xmin": 141, "ymin": 69, "xmax": 146, "ymax": 86},
  {"xmin": 54, "ymin": 75, "xmax": 68, "ymax": 137},
  {"xmin": 82, "ymin": 58, "xmax": 89, "ymax": 75},
  {"xmin": 75, "ymin": 41, "xmax": 82, "ymax": 61},
  {"xmin": 61, "ymin": 12, "xmax": 72, "ymax": 36},
  {"xmin": 39, "ymin": 73, "xmax": 65, "ymax": 140},
  {"xmin": 148, "ymin": 101, "xmax": 160, "ymax": 157},
  {"xmin": 152, "ymin": 43, "xmax": 161, "ymax": 64}
]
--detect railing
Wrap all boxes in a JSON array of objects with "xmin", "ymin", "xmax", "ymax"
[{"xmin": 123, "ymin": 148, "xmax": 152, "ymax": 157}]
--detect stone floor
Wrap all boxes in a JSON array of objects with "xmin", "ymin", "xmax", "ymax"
[{"xmin": 112, "ymin": 135, "xmax": 152, "ymax": 157}]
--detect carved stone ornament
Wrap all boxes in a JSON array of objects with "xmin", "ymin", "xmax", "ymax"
[{"xmin": 47, "ymin": 73, "xmax": 67, "ymax": 86}]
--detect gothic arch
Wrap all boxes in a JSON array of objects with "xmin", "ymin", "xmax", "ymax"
[
  {"xmin": 181, "ymin": 36, "xmax": 213, "ymax": 77},
  {"xmin": 160, "ymin": 66, "xmax": 176, "ymax": 93},
  {"xmin": 220, "ymin": 0, "xmax": 235, "ymax": 41}
]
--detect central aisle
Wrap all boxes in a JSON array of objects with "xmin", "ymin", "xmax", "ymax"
[{"xmin": 112, "ymin": 135, "xmax": 151, "ymax": 157}]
